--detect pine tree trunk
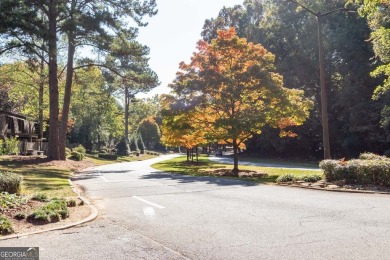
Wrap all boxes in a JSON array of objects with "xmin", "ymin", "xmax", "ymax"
[
  {"xmin": 232, "ymin": 139, "xmax": 239, "ymax": 176},
  {"xmin": 59, "ymin": 33, "xmax": 75, "ymax": 160},
  {"xmin": 124, "ymin": 86, "xmax": 129, "ymax": 138},
  {"xmin": 47, "ymin": 0, "xmax": 60, "ymax": 160},
  {"xmin": 59, "ymin": 1, "xmax": 77, "ymax": 160},
  {"xmin": 38, "ymin": 55, "xmax": 44, "ymax": 147}
]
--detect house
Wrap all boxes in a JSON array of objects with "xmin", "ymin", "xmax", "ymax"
[{"xmin": 0, "ymin": 110, "xmax": 44, "ymax": 155}]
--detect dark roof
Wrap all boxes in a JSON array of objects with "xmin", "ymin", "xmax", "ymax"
[{"xmin": 0, "ymin": 110, "xmax": 27, "ymax": 120}]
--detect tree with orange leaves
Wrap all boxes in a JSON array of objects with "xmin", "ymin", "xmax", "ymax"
[
  {"xmin": 168, "ymin": 28, "xmax": 313, "ymax": 175},
  {"xmin": 160, "ymin": 94, "xmax": 207, "ymax": 162}
]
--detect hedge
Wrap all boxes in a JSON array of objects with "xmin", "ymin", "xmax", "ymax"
[
  {"xmin": 98, "ymin": 154, "xmax": 118, "ymax": 160},
  {"xmin": 0, "ymin": 172, "xmax": 21, "ymax": 194},
  {"xmin": 70, "ymin": 151, "xmax": 84, "ymax": 161},
  {"xmin": 320, "ymin": 153, "xmax": 390, "ymax": 186}
]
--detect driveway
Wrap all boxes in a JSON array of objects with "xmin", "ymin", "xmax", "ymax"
[{"xmin": 2, "ymin": 154, "xmax": 390, "ymax": 259}]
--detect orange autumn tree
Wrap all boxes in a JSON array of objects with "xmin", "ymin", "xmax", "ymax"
[
  {"xmin": 168, "ymin": 28, "xmax": 313, "ymax": 175},
  {"xmin": 160, "ymin": 94, "xmax": 207, "ymax": 161}
]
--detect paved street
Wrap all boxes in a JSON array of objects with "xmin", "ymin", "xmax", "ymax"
[{"xmin": 2, "ymin": 154, "xmax": 390, "ymax": 259}]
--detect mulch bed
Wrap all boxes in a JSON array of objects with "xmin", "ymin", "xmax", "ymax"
[{"xmin": 206, "ymin": 169, "xmax": 268, "ymax": 178}]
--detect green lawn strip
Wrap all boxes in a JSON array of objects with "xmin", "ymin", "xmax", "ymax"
[
  {"xmin": 235, "ymin": 155, "xmax": 319, "ymax": 169},
  {"xmin": 0, "ymin": 164, "xmax": 74, "ymax": 197},
  {"xmin": 152, "ymin": 155, "xmax": 322, "ymax": 184},
  {"xmin": 86, "ymin": 153, "xmax": 158, "ymax": 165}
]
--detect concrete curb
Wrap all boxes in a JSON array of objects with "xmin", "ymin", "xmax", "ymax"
[
  {"xmin": 0, "ymin": 179, "xmax": 98, "ymax": 241},
  {"xmin": 276, "ymin": 183, "xmax": 390, "ymax": 195}
]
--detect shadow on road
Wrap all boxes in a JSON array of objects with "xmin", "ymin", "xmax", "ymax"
[{"xmin": 141, "ymin": 171, "xmax": 259, "ymax": 187}]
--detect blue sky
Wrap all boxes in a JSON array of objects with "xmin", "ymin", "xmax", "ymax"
[{"xmin": 136, "ymin": 0, "xmax": 244, "ymax": 98}]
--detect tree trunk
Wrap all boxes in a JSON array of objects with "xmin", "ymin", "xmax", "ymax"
[
  {"xmin": 232, "ymin": 139, "xmax": 239, "ymax": 176},
  {"xmin": 317, "ymin": 16, "xmax": 331, "ymax": 159},
  {"xmin": 59, "ymin": 1, "xmax": 76, "ymax": 160},
  {"xmin": 186, "ymin": 148, "xmax": 190, "ymax": 162},
  {"xmin": 59, "ymin": 32, "xmax": 75, "ymax": 160},
  {"xmin": 38, "ymin": 55, "xmax": 44, "ymax": 150},
  {"xmin": 124, "ymin": 86, "xmax": 129, "ymax": 138},
  {"xmin": 47, "ymin": 0, "xmax": 60, "ymax": 160}
]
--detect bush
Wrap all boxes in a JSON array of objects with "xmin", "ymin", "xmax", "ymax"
[
  {"xmin": 320, "ymin": 155, "xmax": 390, "ymax": 186},
  {"xmin": 0, "ymin": 172, "xmax": 21, "ymax": 194},
  {"xmin": 31, "ymin": 193, "xmax": 49, "ymax": 202},
  {"xmin": 319, "ymin": 160, "xmax": 340, "ymax": 182},
  {"xmin": 0, "ymin": 192, "xmax": 28, "ymax": 209},
  {"xmin": 129, "ymin": 135, "xmax": 139, "ymax": 153},
  {"xmin": 98, "ymin": 154, "xmax": 118, "ymax": 160},
  {"xmin": 27, "ymin": 209, "xmax": 60, "ymax": 224},
  {"xmin": 137, "ymin": 134, "xmax": 145, "ymax": 154},
  {"xmin": 70, "ymin": 151, "xmax": 84, "ymax": 161},
  {"xmin": 3, "ymin": 137, "xmax": 19, "ymax": 155},
  {"xmin": 14, "ymin": 212, "xmax": 26, "ymax": 220},
  {"xmin": 0, "ymin": 215, "xmax": 14, "ymax": 235},
  {"xmin": 297, "ymin": 174, "xmax": 322, "ymax": 182},
  {"xmin": 116, "ymin": 137, "xmax": 130, "ymax": 156},
  {"xmin": 73, "ymin": 145, "xmax": 86, "ymax": 156},
  {"xmin": 27, "ymin": 199, "xmax": 69, "ymax": 224},
  {"xmin": 66, "ymin": 199, "xmax": 77, "ymax": 207},
  {"xmin": 359, "ymin": 152, "xmax": 389, "ymax": 161},
  {"xmin": 276, "ymin": 174, "xmax": 296, "ymax": 183},
  {"xmin": 0, "ymin": 139, "xmax": 4, "ymax": 155},
  {"xmin": 65, "ymin": 147, "xmax": 72, "ymax": 158}
]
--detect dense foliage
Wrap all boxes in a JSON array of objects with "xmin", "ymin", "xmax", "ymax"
[
  {"xmin": 202, "ymin": 0, "xmax": 389, "ymax": 159},
  {"xmin": 163, "ymin": 28, "xmax": 312, "ymax": 173},
  {"xmin": 0, "ymin": 172, "xmax": 21, "ymax": 194},
  {"xmin": 320, "ymin": 153, "xmax": 390, "ymax": 186}
]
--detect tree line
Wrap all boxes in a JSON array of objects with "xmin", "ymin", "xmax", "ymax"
[
  {"xmin": 0, "ymin": 0, "xmax": 159, "ymax": 160},
  {"xmin": 195, "ymin": 0, "xmax": 389, "ymax": 160}
]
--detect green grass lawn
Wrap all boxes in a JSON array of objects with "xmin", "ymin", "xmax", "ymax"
[
  {"xmin": 235, "ymin": 155, "xmax": 319, "ymax": 169},
  {"xmin": 0, "ymin": 158, "xmax": 74, "ymax": 197},
  {"xmin": 86, "ymin": 153, "xmax": 158, "ymax": 165},
  {"xmin": 152, "ymin": 155, "xmax": 322, "ymax": 184}
]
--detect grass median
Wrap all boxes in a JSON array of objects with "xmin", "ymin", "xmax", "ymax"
[{"xmin": 152, "ymin": 155, "xmax": 322, "ymax": 184}]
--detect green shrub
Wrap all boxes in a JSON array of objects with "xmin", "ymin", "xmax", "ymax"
[
  {"xmin": 31, "ymin": 193, "xmax": 49, "ymax": 202},
  {"xmin": 319, "ymin": 160, "xmax": 340, "ymax": 182},
  {"xmin": 66, "ymin": 199, "xmax": 76, "ymax": 207},
  {"xmin": 0, "ymin": 192, "xmax": 28, "ymax": 209},
  {"xmin": 276, "ymin": 174, "xmax": 296, "ymax": 183},
  {"xmin": 116, "ymin": 137, "xmax": 130, "ymax": 156},
  {"xmin": 27, "ymin": 199, "xmax": 69, "ymax": 224},
  {"xmin": 3, "ymin": 137, "xmax": 19, "ymax": 155},
  {"xmin": 137, "ymin": 134, "xmax": 145, "ymax": 154},
  {"xmin": 0, "ymin": 215, "xmax": 14, "ymax": 235},
  {"xmin": 0, "ymin": 139, "xmax": 4, "ymax": 155},
  {"xmin": 70, "ymin": 151, "xmax": 84, "ymax": 161},
  {"xmin": 65, "ymin": 147, "xmax": 72, "ymax": 158},
  {"xmin": 320, "ymin": 156, "xmax": 390, "ymax": 186},
  {"xmin": 129, "ymin": 135, "xmax": 139, "ymax": 153},
  {"xmin": 98, "ymin": 154, "xmax": 118, "ymax": 160},
  {"xmin": 27, "ymin": 209, "xmax": 60, "ymax": 224},
  {"xmin": 44, "ymin": 199, "xmax": 69, "ymax": 218},
  {"xmin": 73, "ymin": 145, "xmax": 86, "ymax": 156},
  {"xmin": 359, "ymin": 152, "xmax": 389, "ymax": 161},
  {"xmin": 14, "ymin": 212, "xmax": 26, "ymax": 220},
  {"xmin": 0, "ymin": 172, "xmax": 21, "ymax": 194},
  {"xmin": 297, "ymin": 174, "xmax": 323, "ymax": 182}
]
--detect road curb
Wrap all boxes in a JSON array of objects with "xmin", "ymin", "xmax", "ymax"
[
  {"xmin": 0, "ymin": 179, "xmax": 98, "ymax": 241},
  {"xmin": 276, "ymin": 183, "xmax": 390, "ymax": 195}
]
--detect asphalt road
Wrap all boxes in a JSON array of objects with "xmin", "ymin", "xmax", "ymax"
[{"xmin": 2, "ymin": 154, "xmax": 390, "ymax": 260}]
